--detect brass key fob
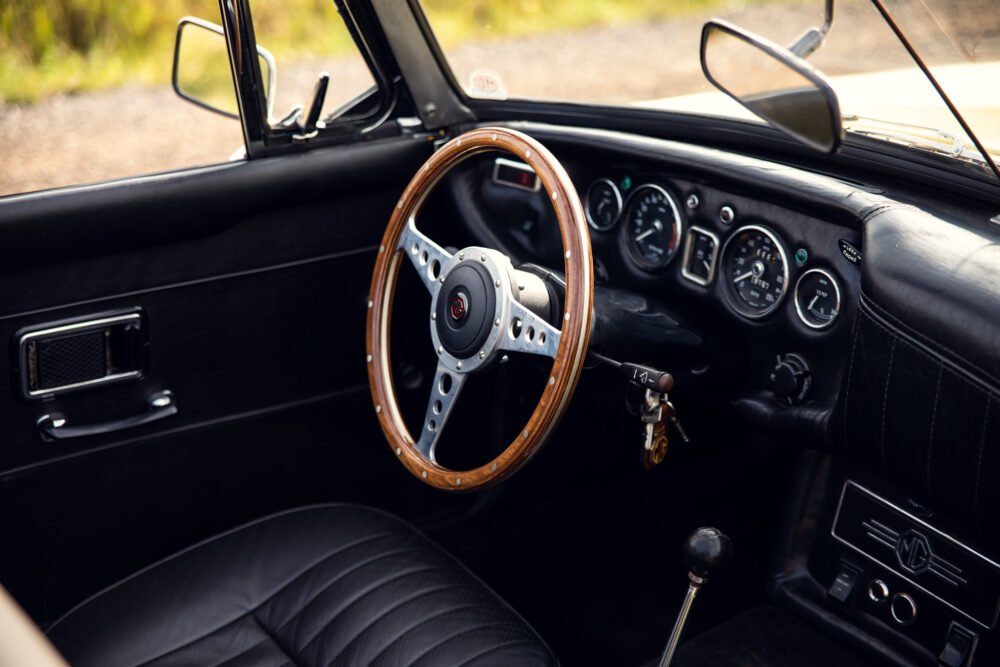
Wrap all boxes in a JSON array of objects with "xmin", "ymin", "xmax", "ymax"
[{"xmin": 642, "ymin": 419, "xmax": 669, "ymax": 469}]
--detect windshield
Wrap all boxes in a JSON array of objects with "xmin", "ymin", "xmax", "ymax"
[{"xmin": 420, "ymin": 0, "xmax": 1000, "ymax": 168}]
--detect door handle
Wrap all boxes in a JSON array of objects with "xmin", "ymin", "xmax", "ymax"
[{"xmin": 37, "ymin": 390, "xmax": 178, "ymax": 441}]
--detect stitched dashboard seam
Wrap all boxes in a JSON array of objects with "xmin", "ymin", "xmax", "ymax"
[
  {"xmin": 879, "ymin": 336, "xmax": 897, "ymax": 474},
  {"xmin": 925, "ymin": 365, "xmax": 944, "ymax": 501},
  {"xmin": 861, "ymin": 292, "xmax": 1000, "ymax": 392}
]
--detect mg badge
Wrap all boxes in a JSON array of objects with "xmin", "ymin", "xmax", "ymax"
[
  {"xmin": 449, "ymin": 293, "xmax": 469, "ymax": 322},
  {"xmin": 896, "ymin": 530, "xmax": 932, "ymax": 574}
]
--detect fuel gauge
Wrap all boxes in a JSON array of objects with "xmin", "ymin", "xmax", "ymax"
[
  {"xmin": 794, "ymin": 268, "xmax": 841, "ymax": 330},
  {"xmin": 681, "ymin": 226, "xmax": 720, "ymax": 286}
]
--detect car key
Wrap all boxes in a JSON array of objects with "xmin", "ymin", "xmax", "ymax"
[{"xmin": 665, "ymin": 401, "xmax": 691, "ymax": 445}]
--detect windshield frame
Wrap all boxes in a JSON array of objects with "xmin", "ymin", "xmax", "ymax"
[{"xmin": 405, "ymin": 0, "xmax": 1000, "ymax": 196}]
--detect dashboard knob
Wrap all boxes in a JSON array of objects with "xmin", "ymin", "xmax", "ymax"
[{"xmin": 768, "ymin": 353, "xmax": 812, "ymax": 405}]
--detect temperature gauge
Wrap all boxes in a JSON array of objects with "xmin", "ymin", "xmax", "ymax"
[{"xmin": 794, "ymin": 268, "xmax": 841, "ymax": 329}]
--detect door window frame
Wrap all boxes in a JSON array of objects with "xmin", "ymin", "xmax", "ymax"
[{"xmin": 219, "ymin": 0, "xmax": 399, "ymax": 158}]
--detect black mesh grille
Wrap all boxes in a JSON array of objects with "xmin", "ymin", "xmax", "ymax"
[{"xmin": 35, "ymin": 332, "xmax": 107, "ymax": 390}]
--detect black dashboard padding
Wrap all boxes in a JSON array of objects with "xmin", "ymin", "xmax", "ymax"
[
  {"xmin": 47, "ymin": 505, "xmax": 557, "ymax": 667},
  {"xmin": 731, "ymin": 393, "xmax": 833, "ymax": 447},
  {"xmin": 860, "ymin": 207, "xmax": 1000, "ymax": 387},
  {"xmin": 840, "ymin": 207, "xmax": 1000, "ymax": 543}
]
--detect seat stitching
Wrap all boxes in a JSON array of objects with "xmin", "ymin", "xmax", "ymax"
[
  {"xmin": 202, "ymin": 635, "xmax": 273, "ymax": 667},
  {"xmin": 326, "ymin": 587, "xmax": 490, "ymax": 667},
  {"xmin": 249, "ymin": 612, "xmax": 302, "ymax": 667},
  {"xmin": 47, "ymin": 505, "xmax": 392, "ymax": 635},
  {"xmin": 274, "ymin": 547, "xmax": 424, "ymax": 637},
  {"xmin": 401, "ymin": 621, "xmax": 522, "ymax": 667},
  {"xmin": 132, "ymin": 615, "xmax": 259, "ymax": 667},
  {"xmin": 296, "ymin": 564, "xmax": 442, "ymax": 655},
  {"xmin": 451, "ymin": 639, "xmax": 541, "ymax": 667},
  {"xmin": 362, "ymin": 601, "xmax": 497, "ymax": 667},
  {"xmin": 129, "ymin": 532, "xmax": 398, "ymax": 667}
]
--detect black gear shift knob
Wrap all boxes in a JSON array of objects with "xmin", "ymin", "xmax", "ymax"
[{"xmin": 683, "ymin": 527, "xmax": 733, "ymax": 579}]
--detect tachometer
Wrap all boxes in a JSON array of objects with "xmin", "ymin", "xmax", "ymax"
[
  {"xmin": 720, "ymin": 224, "xmax": 789, "ymax": 319},
  {"xmin": 621, "ymin": 184, "xmax": 683, "ymax": 270}
]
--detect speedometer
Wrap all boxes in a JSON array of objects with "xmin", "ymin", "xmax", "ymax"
[
  {"xmin": 720, "ymin": 224, "xmax": 789, "ymax": 319},
  {"xmin": 621, "ymin": 184, "xmax": 683, "ymax": 270}
]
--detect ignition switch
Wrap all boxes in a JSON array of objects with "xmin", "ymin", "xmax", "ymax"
[{"xmin": 767, "ymin": 353, "xmax": 812, "ymax": 405}]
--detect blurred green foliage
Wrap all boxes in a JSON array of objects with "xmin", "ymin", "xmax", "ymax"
[{"xmin": 1, "ymin": 0, "xmax": 730, "ymax": 103}]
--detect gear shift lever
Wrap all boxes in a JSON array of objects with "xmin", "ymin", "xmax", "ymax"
[{"xmin": 657, "ymin": 527, "xmax": 733, "ymax": 667}]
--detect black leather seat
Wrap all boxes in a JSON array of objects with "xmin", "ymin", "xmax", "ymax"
[{"xmin": 47, "ymin": 505, "xmax": 556, "ymax": 667}]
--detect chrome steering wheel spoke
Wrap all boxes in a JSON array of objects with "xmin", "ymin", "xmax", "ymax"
[
  {"xmin": 414, "ymin": 361, "xmax": 467, "ymax": 463},
  {"xmin": 498, "ymin": 298, "xmax": 561, "ymax": 358},
  {"xmin": 398, "ymin": 218, "xmax": 451, "ymax": 296}
]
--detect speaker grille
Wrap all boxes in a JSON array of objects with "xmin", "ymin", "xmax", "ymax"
[{"xmin": 34, "ymin": 332, "xmax": 108, "ymax": 390}]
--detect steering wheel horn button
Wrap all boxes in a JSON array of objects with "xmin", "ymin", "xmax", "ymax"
[
  {"xmin": 449, "ymin": 292, "xmax": 469, "ymax": 321},
  {"xmin": 435, "ymin": 261, "xmax": 497, "ymax": 360}
]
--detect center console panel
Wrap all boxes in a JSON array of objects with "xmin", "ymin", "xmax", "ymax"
[{"xmin": 809, "ymin": 479, "xmax": 1000, "ymax": 666}]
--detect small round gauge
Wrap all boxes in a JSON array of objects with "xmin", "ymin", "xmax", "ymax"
[
  {"xmin": 585, "ymin": 178, "xmax": 623, "ymax": 231},
  {"xmin": 721, "ymin": 224, "xmax": 789, "ymax": 319},
  {"xmin": 794, "ymin": 268, "xmax": 842, "ymax": 329},
  {"xmin": 621, "ymin": 184, "xmax": 684, "ymax": 270}
]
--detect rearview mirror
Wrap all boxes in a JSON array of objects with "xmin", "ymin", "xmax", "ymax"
[
  {"xmin": 172, "ymin": 16, "xmax": 275, "ymax": 120},
  {"xmin": 701, "ymin": 19, "xmax": 843, "ymax": 153}
]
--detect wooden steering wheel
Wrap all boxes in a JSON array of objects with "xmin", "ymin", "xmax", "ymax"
[{"xmin": 366, "ymin": 127, "xmax": 593, "ymax": 490}]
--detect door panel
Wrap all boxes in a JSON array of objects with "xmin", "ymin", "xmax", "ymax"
[{"xmin": 0, "ymin": 136, "xmax": 451, "ymax": 622}]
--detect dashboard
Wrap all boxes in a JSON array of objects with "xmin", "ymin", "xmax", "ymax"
[
  {"xmin": 443, "ymin": 126, "xmax": 865, "ymax": 431},
  {"xmin": 582, "ymin": 175, "xmax": 844, "ymax": 329},
  {"xmin": 444, "ymin": 122, "xmax": 1000, "ymax": 666}
]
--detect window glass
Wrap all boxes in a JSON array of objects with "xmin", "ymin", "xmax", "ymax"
[
  {"xmin": 420, "ymin": 0, "xmax": 991, "ymax": 162},
  {"xmin": 247, "ymin": 0, "xmax": 377, "ymax": 125},
  {"xmin": 0, "ymin": 0, "xmax": 378, "ymax": 198},
  {"xmin": 0, "ymin": 1, "xmax": 244, "ymax": 197}
]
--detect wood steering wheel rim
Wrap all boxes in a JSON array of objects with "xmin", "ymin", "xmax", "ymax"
[{"xmin": 366, "ymin": 127, "xmax": 593, "ymax": 491}]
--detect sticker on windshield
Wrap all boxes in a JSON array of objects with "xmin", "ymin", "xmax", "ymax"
[{"xmin": 468, "ymin": 69, "xmax": 507, "ymax": 100}]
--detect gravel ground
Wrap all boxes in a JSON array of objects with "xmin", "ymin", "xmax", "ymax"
[{"xmin": 0, "ymin": 0, "xmax": 974, "ymax": 196}]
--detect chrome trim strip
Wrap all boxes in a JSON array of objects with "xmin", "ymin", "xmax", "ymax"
[
  {"xmin": 831, "ymin": 480, "xmax": 1000, "ymax": 630},
  {"xmin": 491, "ymin": 157, "xmax": 541, "ymax": 192},
  {"xmin": 680, "ymin": 226, "xmax": 720, "ymax": 287}
]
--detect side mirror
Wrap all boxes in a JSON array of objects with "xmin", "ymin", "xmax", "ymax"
[
  {"xmin": 700, "ymin": 19, "xmax": 843, "ymax": 153},
  {"xmin": 172, "ymin": 16, "xmax": 275, "ymax": 120}
]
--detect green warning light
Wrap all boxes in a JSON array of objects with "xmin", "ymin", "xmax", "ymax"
[
  {"xmin": 795, "ymin": 248, "xmax": 809, "ymax": 265},
  {"xmin": 620, "ymin": 176, "xmax": 632, "ymax": 191}
]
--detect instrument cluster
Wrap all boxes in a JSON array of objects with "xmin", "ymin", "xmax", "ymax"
[{"xmin": 583, "ymin": 177, "xmax": 843, "ymax": 331}]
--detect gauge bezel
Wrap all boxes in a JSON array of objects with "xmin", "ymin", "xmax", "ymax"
[
  {"xmin": 584, "ymin": 178, "xmax": 623, "ymax": 231},
  {"xmin": 793, "ymin": 267, "xmax": 842, "ymax": 330},
  {"xmin": 720, "ymin": 224, "xmax": 790, "ymax": 320},
  {"xmin": 681, "ymin": 225, "xmax": 720, "ymax": 286},
  {"xmin": 620, "ymin": 183, "xmax": 685, "ymax": 271}
]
